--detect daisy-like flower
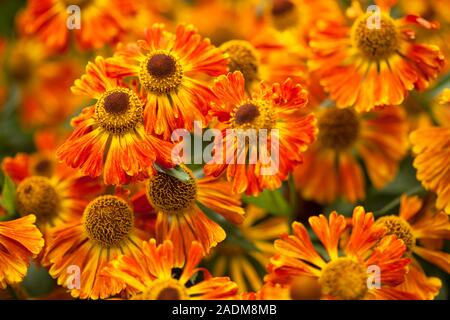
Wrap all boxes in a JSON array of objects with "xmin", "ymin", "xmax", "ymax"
[
  {"xmin": 57, "ymin": 56, "xmax": 174, "ymax": 186},
  {"xmin": 18, "ymin": 0, "xmax": 137, "ymax": 51},
  {"xmin": 210, "ymin": 205, "xmax": 288, "ymax": 292},
  {"xmin": 293, "ymin": 105, "xmax": 408, "ymax": 203},
  {"xmin": 2, "ymin": 131, "xmax": 102, "ymax": 237},
  {"xmin": 0, "ymin": 215, "xmax": 44, "ymax": 288},
  {"xmin": 308, "ymin": 0, "xmax": 445, "ymax": 111},
  {"xmin": 132, "ymin": 165, "xmax": 245, "ymax": 267},
  {"xmin": 45, "ymin": 194, "xmax": 149, "ymax": 299},
  {"xmin": 106, "ymin": 23, "xmax": 228, "ymax": 140},
  {"xmin": 204, "ymin": 71, "xmax": 316, "ymax": 196},
  {"xmin": 102, "ymin": 239, "xmax": 238, "ymax": 300},
  {"xmin": 410, "ymin": 93, "xmax": 450, "ymax": 213},
  {"xmin": 374, "ymin": 194, "xmax": 449, "ymax": 298},
  {"xmin": 266, "ymin": 207, "xmax": 419, "ymax": 300}
]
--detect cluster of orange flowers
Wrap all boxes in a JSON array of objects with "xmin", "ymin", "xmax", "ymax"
[{"xmin": 0, "ymin": 0, "xmax": 449, "ymax": 300}]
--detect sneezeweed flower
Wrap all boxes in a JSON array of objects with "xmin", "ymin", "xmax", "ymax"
[
  {"xmin": 45, "ymin": 194, "xmax": 149, "ymax": 299},
  {"xmin": 133, "ymin": 165, "xmax": 245, "ymax": 267},
  {"xmin": 2, "ymin": 132, "xmax": 102, "ymax": 238},
  {"xmin": 102, "ymin": 239, "xmax": 238, "ymax": 300},
  {"xmin": 209, "ymin": 205, "xmax": 288, "ymax": 292},
  {"xmin": 0, "ymin": 215, "xmax": 44, "ymax": 289},
  {"xmin": 204, "ymin": 71, "xmax": 317, "ymax": 196},
  {"xmin": 5, "ymin": 39, "xmax": 83, "ymax": 128},
  {"xmin": 106, "ymin": 23, "xmax": 228, "ymax": 140},
  {"xmin": 293, "ymin": 105, "xmax": 408, "ymax": 203},
  {"xmin": 374, "ymin": 194, "xmax": 449, "ymax": 298},
  {"xmin": 57, "ymin": 56, "xmax": 174, "ymax": 186},
  {"xmin": 266, "ymin": 207, "xmax": 419, "ymax": 300},
  {"xmin": 308, "ymin": 0, "xmax": 445, "ymax": 111},
  {"xmin": 410, "ymin": 93, "xmax": 450, "ymax": 213},
  {"xmin": 18, "ymin": 0, "xmax": 137, "ymax": 51}
]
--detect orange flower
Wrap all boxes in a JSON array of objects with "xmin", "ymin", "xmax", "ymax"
[
  {"xmin": 266, "ymin": 207, "xmax": 418, "ymax": 300},
  {"xmin": 293, "ymin": 105, "xmax": 408, "ymax": 203},
  {"xmin": 0, "ymin": 215, "xmax": 44, "ymax": 288},
  {"xmin": 106, "ymin": 23, "xmax": 228, "ymax": 140},
  {"xmin": 375, "ymin": 194, "xmax": 449, "ymax": 298},
  {"xmin": 308, "ymin": 0, "xmax": 445, "ymax": 111},
  {"xmin": 204, "ymin": 71, "xmax": 316, "ymax": 196},
  {"xmin": 133, "ymin": 165, "xmax": 245, "ymax": 267},
  {"xmin": 57, "ymin": 56, "xmax": 174, "ymax": 186},
  {"xmin": 18, "ymin": 0, "xmax": 136, "ymax": 51},
  {"xmin": 45, "ymin": 194, "xmax": 149, "ymax": 299},
  {"xmin": 102, "ymin": 239, "xmax": 238, "ymax": 299},
  {"xmin": 410, "ymin": 102, "xmax": 450, "ymax": 213},
  {"xmin": 2, "ymin": 131, "xmax": 102, "ymax": 237}
]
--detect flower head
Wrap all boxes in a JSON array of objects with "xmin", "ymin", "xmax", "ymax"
[
  {"xmin": 103, "ymin": 239, "xmax": 238, "ymax": 300},
  {"xmin": 204, "ymin": 71, "xmax": 316, "ymax": 196},
  {"xmin": 266, "ymin": 207, "xmax": 418, "ymax": 300},
  {"xmin": 106, "ymin": 23, "xmax": 228, "ymax": 140},
  {"xmin": 308, "ymin": 1, "xmax": 445, "ymax": 111},
  {"xmin": 0, "ymin": 215, "xmax": 44, "ymax": 288},
  {"xmin": 57, "ymin": 56, "xmax": 174, "ymax": 185}
]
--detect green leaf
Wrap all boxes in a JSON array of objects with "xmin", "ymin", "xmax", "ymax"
[
  {"xmin": 0, "ymin": 175, "xmax": 16, "ymax": 214},
  {"xmin": 243, "ymin": 187, "xmax": 292, "ymax": 216},
  {"xmin": 154, "ymin": 164, "xmax": 191, "ymax": 182}
]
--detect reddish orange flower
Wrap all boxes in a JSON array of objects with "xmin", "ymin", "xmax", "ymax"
[
  {"xmin": 294, "ymin": 106, "xmax": 408, "ymax": 203},
  {"xmin": 106, "ymin": 23, "xmax": 228, "ymax": 140},
  {"xmin": 204, "ymin": 71, "xmax": 316, "ymax": 196},
  {"xmin": 45, "ymin": 194, "xmax": 149, "ymax": 299},
  {"xmin": 266, "ymin": 207, "xmax": 418, "ymax": 300},
  {"xmin": 0, "ymin": 215, "xmax": 44, "ymax": 288},
  {"xmin": 308, "ymin": 0, "xmax": 445, "ymax": 111},
  {"xmin": 103, "ymin": 239, "xmax": 238, "ymax": 299},
  {"xmin": 18, "ymin": 0, "xmax": 137, "ymax": 51},
  {"xmin": 411, "ymin": 117, "xmax": 450, "ymax": 214},
  {"xmin": 377, "ymin": 195, "xmax": 450, "ymax": 278},
  {"xmin": 134, "ymin": 165, "xmax": 245, "ymax": 267},
  {"xmin": 57, "ymin": 56, "xmax": 174, "ymax": 186},
  {"xmin": 2, "ymin": 131, "xmax": 101, "ymax": 238}
]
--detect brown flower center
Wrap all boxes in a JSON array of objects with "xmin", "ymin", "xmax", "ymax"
[
  {"xmin": 146, "ymin": 167, "xmax": 197, "ymax": 214},
  {"xmin": 15, "ymin": 176, "xmax": 60, "ymax": 225},
  {"xmin": 351, "ymin": 13, "xmax": 399, "ymax": 60},
  {"xmin": 376, "ymin": 215, "xmax": 416, "ymax": 251},
  {"xmin": 104, "ymin": 91, "xmax": 130, "ymax": 114},
  {"xmin": 318, "ymin": 108, "xmax": 360, "ymax": 150},
  {"xmin": 147, "ymin": 54, "xmax": 177, "ymax": 78},
  {"xmin": 83, "ymin": 195, "xmax": 134, "ymax": 247},
  {"xmin": 139, "ymin": 51, "xmax": 183, "ymax": 94},
  {"xmin": 271, "ymin": 0, "xmax": 295, "ymax": 16},
  {"xmin": 220, "ymin": 40, "xmax": 259, "ymax": 88},
  {"xmin": 96, "ymin": 88, "xmax": 143, "ymax": 134},
  {"xmin": 320, "ymin": 257, "xmax": 368, "ymax": 300},
  {"xmin": 270, "ymin": 0, "xmax": 299, "ymax": 31},
  {"xmin": 235, "ymin": 103, "xmax": 260, "ymax": 125}
]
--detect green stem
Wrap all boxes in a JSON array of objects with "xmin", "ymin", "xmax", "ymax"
[{"xmin": 374, "ymin": 185, "xmax": 424, "ymax": 216}]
